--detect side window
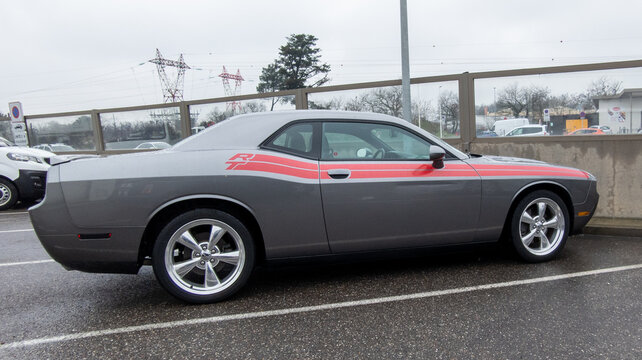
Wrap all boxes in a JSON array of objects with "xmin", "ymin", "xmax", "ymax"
[
  {"xmin": 322, "ymin": 122, "xmax": 433, "ymax": 161},
  {"xmin": 264, "ymin": 123, "xmax": 316, "ymax": 157},
  {"xmin": 323, "ymin": 132, "xmax": 376, "ymax": 159}
]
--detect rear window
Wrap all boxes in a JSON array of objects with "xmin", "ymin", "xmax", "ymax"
[{"xmin": 264, "ymin": 123, "xmax": 316, "ymax": 158}]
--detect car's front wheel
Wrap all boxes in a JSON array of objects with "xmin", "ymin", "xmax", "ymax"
[
  {"xmin": 0, "ymin": 178, "xmax": 18, "ymax": 211},
  {"xmin": 510, "ymin": 190, "xmax": 570, "ymax": 262},
  {"xmin": 152, "ymin": 209, "xmax": 255, "ymax": 303}
]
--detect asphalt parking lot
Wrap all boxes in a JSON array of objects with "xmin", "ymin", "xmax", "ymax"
[{"xmin": 0, "ymin": 207, "xmax": 640, "ymax": 359}]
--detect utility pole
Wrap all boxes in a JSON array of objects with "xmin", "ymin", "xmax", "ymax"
[{"xmin": 400, "ymin": 0, "xmax": 411, "ymax": 123}]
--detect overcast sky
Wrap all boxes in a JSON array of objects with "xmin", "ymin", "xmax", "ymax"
[{"xmin": 3, "ymin": 0, "xmax": 642, "ymax": 115}]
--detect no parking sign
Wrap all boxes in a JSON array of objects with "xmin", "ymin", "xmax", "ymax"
[{"xmin": 8, "ymin": 101, "xmax": 29, "ymax": 146}]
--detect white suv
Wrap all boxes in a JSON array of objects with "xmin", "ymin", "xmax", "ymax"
[
  {"xmin": 0, "ymin": 137, "xmax": 55, "ymax": 210},
  {"xmin": 506, "ymin": 125, "xmax": 549, "ymax": 136}
]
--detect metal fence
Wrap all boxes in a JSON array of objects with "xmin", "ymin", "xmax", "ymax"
[{"xmin": 5, "ymin": 59, "xmax": 642, "ymax": 155}]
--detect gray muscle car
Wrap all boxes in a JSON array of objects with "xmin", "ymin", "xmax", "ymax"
[{"xmin": 30, "ymin": 110, "xmax": 598, "ymax": 303}]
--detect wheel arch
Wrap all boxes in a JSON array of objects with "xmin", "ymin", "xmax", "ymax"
[
  {"xmin": 138, "ymin": 195, "xmax": 265, "ymax": 266},
  {"xmin": 500, "ymin": 181, "xmax": 574, "ymax": 241}
]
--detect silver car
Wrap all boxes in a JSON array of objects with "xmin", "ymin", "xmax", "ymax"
[
  {"xmin": 505, "ymin": 125, "xmax": 549, "ymax": 136},
  {"xmin": 30, "ymin": 110, "xmax": 598, "ymax": 303}
]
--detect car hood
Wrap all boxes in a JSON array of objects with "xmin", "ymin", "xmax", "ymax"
[
  {"xmin": 0, "ymin": 146, "xmax": 55, "ymax": 158},
  {"xmin": 479, "ymin": 155, "xmax": 547, "ymax": 165}
]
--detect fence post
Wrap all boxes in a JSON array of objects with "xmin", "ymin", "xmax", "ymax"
[
  {"xmin": 91, "ymin": 110, "xmax": 104, "ymax": 154},
  {"xmin": 295, "ymin": 89, "xmax": 308, "ymax": 110},
  {"xmin": 179, "ymin": 102, "xmax": 191, "ymax": 139},
  {"xmin": 458, "ymin": 73, "xmax": 475, "ymax": 153}
]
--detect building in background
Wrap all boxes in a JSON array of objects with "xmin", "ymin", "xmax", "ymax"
[{"xmin": 594, "ymin": 89, "xmax": 642, "ymax": 134}]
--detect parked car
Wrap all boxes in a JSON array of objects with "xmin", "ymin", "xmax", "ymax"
[
  {"xmin": 589, "ymin": 125, "xmax": 612, "ymax": 134},
  {"xmin": 0, "ymin": 136, "xmax": 14, "ymax": 147},
  {"xmin": 135, "ymin": 142, "xmax": 171, "ymax": 150},
  {"xmin": 506, "ymin": 125, "xmax": 549, "ymax": 136},
  {"xmin": 476, "ymin": 130, "xmax": 498, "ymax": 137},
  {"xmin": 191, "ymin": 126, "xmax": 206, "ymax": 134},
  {"xmin": 30, "ymin": 111, "xmax": 598, "ymax": 303},
  {"xmin": 33, "ymin": 143, "xmax": 76, "ymax": 152},
  {"xmin": 0, "ymin": 141, "xmax": 54, "ymax": 210},
  {"xmin": 568, "ymin": 128, "xmax": 605, "ymax": 135},
  {"xmin": 492, "ymin": 118, "xmax": 529, "ymax": 136}
]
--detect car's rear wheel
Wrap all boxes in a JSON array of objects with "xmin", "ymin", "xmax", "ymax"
[
  {"xmin": 0, "ymin": 178, "xmax": 18, "ymax": 211},
  {"xmin": 152, "ymin": 209, "xmax": 255, "ymax": 303},
  {"xmin": 510, "ymin": 190, "xmax": 569, "ymax": 262}
]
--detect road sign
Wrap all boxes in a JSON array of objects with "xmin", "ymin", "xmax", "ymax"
[
  {"xmin": 543, "ymin": 108, "xmax": 551, "ymax": 122},
  {"xmin": 9, "ymin": 102, "xmax": 24, "ymax": 123},
  {"xmin": 8, "ymin": 102, "xmax": 28, "ymax": 146}
]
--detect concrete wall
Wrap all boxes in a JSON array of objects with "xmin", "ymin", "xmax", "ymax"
[{"xmin": 463, "ymin": 136, "xmax": 642, "ymax": 219}]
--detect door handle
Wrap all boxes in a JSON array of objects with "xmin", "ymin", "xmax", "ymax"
[{"xmin": 327, "ymin": 169, "xmax": 351, "ymax": 179}]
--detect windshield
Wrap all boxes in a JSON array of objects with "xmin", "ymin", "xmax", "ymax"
[{"xmin": 410, "ymin": 124, "xmax": 468, "ymax": 159}]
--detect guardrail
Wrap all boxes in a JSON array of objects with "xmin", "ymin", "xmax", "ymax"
[{"xmin": 13, "ymin": 59, "xmax": 642, "ymax": 155}]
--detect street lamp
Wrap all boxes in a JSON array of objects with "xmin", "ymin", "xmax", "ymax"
[{"xmin": 493, "ymin": 87, "xmax": 496, "ymax": 121}]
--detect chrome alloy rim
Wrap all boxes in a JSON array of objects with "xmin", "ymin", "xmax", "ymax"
[
  {"xmin": 519, "ymin": 198, "xmax": 565, "ymax": 256},
  {"xmin": 0, "ymin": 183, "xmax": 12, "ymax": 207},
  {"xmin": 164, "ymin": 219, "xmax": 245, "ymax": 295}
]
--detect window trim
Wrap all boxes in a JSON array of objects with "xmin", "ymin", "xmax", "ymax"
[{"xmin": 260, "ymin": 118, "xmax": 461, "ymax": 161}]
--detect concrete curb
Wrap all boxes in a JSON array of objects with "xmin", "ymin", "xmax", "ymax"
[{"xmin": 584, "ymin": 217, "xmax": 642, "ymax": 237}]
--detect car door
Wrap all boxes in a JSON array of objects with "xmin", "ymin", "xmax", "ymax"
[{"xmin": 319, "ymin": 121, "xmax": 481, "ymax": 253}]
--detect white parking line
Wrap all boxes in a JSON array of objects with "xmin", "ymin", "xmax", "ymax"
[
  {"xmin": 1, "ymin": 263, "xmax": 640, "ymax": 350},
  {"xmin": 0, "ymin": 259, "xmax": 54, "ymax": 267},
  {"xmin": 0, "ymin": 211, "xmax": 29, "ymax": 215},
  {"xmin": 0, "ymin": 229, "xmax": 34, "ymax": 234}
]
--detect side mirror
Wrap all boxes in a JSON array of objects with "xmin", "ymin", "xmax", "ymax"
[{"xmin": 429, "ymin": 145, "xmax": 445, "ymax": 169}]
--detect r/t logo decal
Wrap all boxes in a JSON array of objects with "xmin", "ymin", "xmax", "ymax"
[{"xmin": 226, "ymin": 153, "xmax": 255, "ymax": 170}]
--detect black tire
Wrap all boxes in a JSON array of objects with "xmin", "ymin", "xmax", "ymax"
[
  {"xmin": 152, "ymin": 208, "xmax": 255, "ymax": 303},
  {"xmin": 0, "ymin": 178, "xmax": 18, "ymax": 211},
  {"xmin": 510, "ymin": 190, "xmax": 570, "ymax": 262}
]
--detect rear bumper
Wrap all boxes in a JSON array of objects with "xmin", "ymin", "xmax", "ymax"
[
  {"xmin": 15, "ymin": 170, "xmax": 46, "ymax": 201},
  {"xmin": 29, "ymin": 181, "xmax": 143, "ymax": 274}
]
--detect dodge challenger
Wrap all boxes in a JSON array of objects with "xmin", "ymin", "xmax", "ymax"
[{"xmin": 30, "ymin": 110, "xmax": 599, "ymax": 303}]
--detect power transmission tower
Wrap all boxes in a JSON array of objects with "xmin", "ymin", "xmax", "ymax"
[
  {"xmin": 149, "ymin": 48, "xmax": 190, "ymax": 103},
  {"xmin": 219, "ymin": 66, "xmax": 244, "ymax": 113}
]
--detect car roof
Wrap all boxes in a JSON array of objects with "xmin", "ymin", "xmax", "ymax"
[
  {"xmin": 174, "ymin": 110, "xmax": 428, "ymax": 151},
  {"xmin": 514, "ymin": 124, "xmax": 545, "ymax": 128}
]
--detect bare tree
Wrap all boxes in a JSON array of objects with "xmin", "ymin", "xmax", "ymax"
[
  {"xmin": 362, "ymin": 87, "xmax": 403, "ymax": 117},
  {"xmin": 526, "ymin": 86, "xmax": 551, "ymax": 121},
  {"xmin": 580, "ymin": 76, "xmax": 623, "ymax": 110},
  {"xmin": 305, "ymin": 87, "xmax": 435, "ymax": 128},
  {"xmin": 496, "ymin": 83, "xmax": 528, "ymax": 118},
  {"xmin": 439, "ymin": 90, "xmax": 459, "ymax": 134},
  {"xmin": 495, "ymin": 84, "xmax": 551, "ymax": 120}
]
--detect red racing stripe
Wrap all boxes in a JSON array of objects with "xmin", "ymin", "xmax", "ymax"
[
  {"xmin": 232, "ymin": 161, "xmax": 319, "ymax": 179},
  {"xmin": 320, "ymin": 169, "xmax": 478, "ymax": 180},
  {"xmin": 319, "ymin": 163, "xmax": 472, "ymax": 171},
  {"xmin": 250, "ymin": 154, "xmax": 319, "ymax": 170},
  {"xmin": 226, "ymin": 154, "xmax": 588, "ymax": 180},
  {"xmin": 472, "ymin": 164, "xmax": 585, "ymax": 174},
  {"xmin": 475, "ymin": 169, "xmax": 587, "ymax": 178}
]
